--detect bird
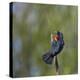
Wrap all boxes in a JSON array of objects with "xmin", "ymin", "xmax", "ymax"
[{"xmin": 42, "ymin": 31, "xmax": 64, "ymax": 64}]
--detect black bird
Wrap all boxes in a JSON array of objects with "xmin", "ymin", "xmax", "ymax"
[{"xmin": 42, "ymin": 31, "xmax": 64, "ymax": 64}]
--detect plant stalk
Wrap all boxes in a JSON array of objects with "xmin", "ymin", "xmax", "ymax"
[{"xmin": 55, "ymin": 56, "xmax": 60, "ymax": 75}]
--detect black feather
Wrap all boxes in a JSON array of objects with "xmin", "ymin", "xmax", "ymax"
[{"xmin": 42, "ymin": 52, "xmax": 54, "ymax": 64}]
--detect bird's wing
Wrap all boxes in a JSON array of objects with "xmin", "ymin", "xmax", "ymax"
[{"xmin": 54, "ymin": 41, "xmax": 60, "ymax": 53}]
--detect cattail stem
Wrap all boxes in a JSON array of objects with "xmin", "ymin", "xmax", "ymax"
[{"xmin": 55, "ymin": 56, "xmax": 60, "ymax": 75}]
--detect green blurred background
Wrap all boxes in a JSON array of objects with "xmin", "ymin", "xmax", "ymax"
[{"xmin": 12, "ymin": 2, "xmax": 78, "ymax": 77}]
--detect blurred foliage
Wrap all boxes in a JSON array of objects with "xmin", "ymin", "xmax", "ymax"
[{"xmin": 12, "ymin": 2, "xmax": 78, "ymax": 77}]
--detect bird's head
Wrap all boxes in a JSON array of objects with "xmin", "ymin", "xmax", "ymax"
[{"xmin": 51, "ymin": 32, "xmax": 59, "ymax": 42}]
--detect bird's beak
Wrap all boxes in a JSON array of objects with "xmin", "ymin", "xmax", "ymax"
[
  {"xmin": 51, "ymin": 33, "xmax": 59, "ymax": 42},
  {"xmin": 54, "ymin": 37, "xmax": 58, "ymax": 41},
  {"xmin": 54, "ymin": 35, "xmax": 59, "ymax": 41}
]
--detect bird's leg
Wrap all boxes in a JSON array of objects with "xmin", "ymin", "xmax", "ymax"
[{"xmin": 55, "ymin": 56, "xmax": 60, "ymax": 75}]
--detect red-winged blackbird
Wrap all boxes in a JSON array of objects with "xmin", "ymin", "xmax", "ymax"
[{"xmin": 42, "ymin": 31, "xmax": 64, "ymax": 64}]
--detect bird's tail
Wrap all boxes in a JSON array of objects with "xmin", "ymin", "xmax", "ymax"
[{"xmin": 42, "ymin": 52, "xmax": 54, "ymax": 64}]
